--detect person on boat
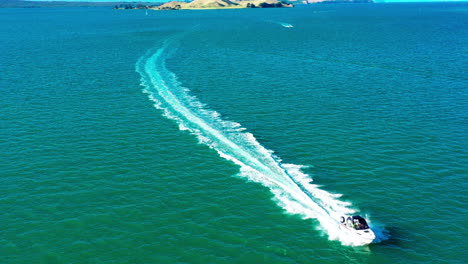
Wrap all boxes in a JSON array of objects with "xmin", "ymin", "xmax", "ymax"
[{"xmin": 353, "ymin": 219, "xmax": 363, "ymax": 230}]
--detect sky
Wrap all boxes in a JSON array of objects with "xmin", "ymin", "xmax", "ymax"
[{"xmin": 380, "ymin": 0, "xmax": 466, "ymax": 2}]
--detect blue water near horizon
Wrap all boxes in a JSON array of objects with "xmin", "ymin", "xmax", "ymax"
[{"xmin": 1, "ymin": 3, "xmax": 467, "ymax": 263}]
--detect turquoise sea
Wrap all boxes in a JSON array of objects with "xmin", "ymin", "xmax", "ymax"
[{"xmin": 1, "ymin": 3, "xmax": 467, "ymax": 263}]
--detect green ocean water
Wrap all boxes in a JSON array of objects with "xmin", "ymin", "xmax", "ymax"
[{"xmin": 1, "ymin": 3, "xmax": 467, "ymax": 263}]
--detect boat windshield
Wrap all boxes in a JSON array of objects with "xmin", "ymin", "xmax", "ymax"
[{"xmin": 352, "ymin": 216, "xmax": 370, "ymax": 230}]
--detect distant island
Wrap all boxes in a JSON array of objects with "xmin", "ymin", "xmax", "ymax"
[
  {"xmin": 112, "ymin": 0, "xmax": 374, "ymax": 10},
  {"xmin": 0, "ymin": 0, "xmax": 373, "ymax": 9},
  {"xmin": 114, "ymin": 0, "xmax": 294, "ymax": 10},
  {"xmin": 303, "ymin": 0, "xmax": 372, "ymax": 3},
  {"xmin": 0, "ymin": 0, "xmax": 163, "ymax": 8}
]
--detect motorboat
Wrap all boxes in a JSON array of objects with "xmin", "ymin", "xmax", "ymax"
[{"xmin": 339, "ymin": 215, "xmax": 376, "ymax": 245}]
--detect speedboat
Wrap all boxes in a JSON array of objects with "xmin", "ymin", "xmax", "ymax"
[{"xmin": 339, "ymin": 215, "xmax": 376, "ymax": 245}]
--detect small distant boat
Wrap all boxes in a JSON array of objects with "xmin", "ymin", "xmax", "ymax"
[{"xmin": 339, "ymin": 215, "xmax": 376, "ymax": 245}]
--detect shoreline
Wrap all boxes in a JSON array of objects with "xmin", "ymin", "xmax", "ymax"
[{"xmin": 150, "ymin": 0, "xmax": 294, "ymax": 11}]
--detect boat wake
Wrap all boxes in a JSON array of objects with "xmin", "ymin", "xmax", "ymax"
[
  {"xmin": 264, "ymin": 20, "xmax": 293, "ymax": 28},
  {"xmin": 136, "ymin": 36, "xmax": 386, "ymax": 246},
  {"xmin": 279, "ymin": 22, "xmax": 294, "ymax": 28}
]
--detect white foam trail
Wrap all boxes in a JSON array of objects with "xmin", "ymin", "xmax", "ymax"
[
  {"xmin": 265, "ymin": 20, "xmax": 293, "ymax": 28},
  {"xmin": 136, "ymin": 37, "xmax": 384, "ymax": 246},
  {"xmin": 280, "ymin": 22, "xmax": 294, "ymax": 28}
]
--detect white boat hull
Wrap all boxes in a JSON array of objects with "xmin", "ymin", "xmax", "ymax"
[{"xmin": 339, "ymin": 215, "xmax": 376, "ymax": 246}]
